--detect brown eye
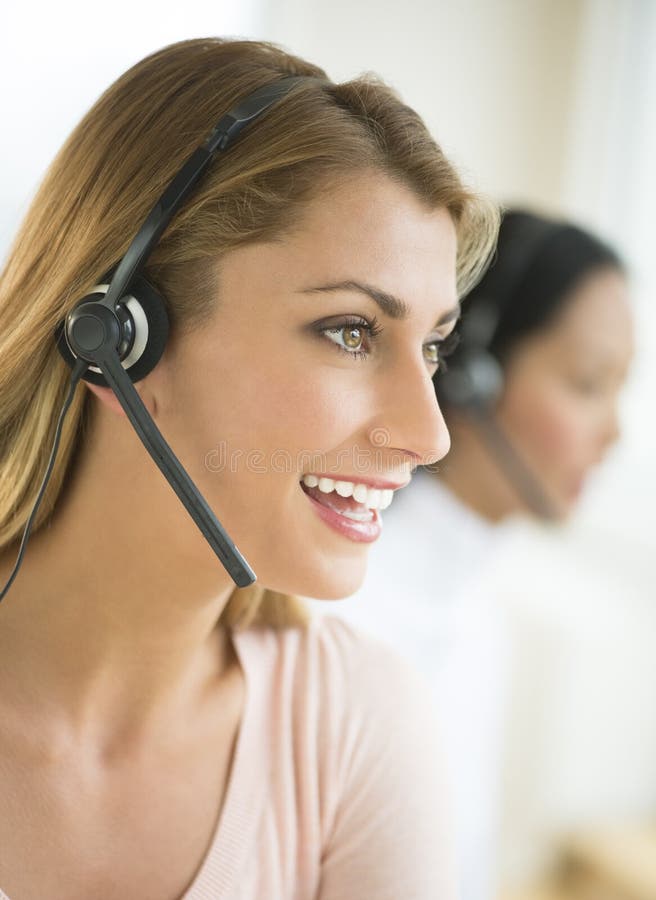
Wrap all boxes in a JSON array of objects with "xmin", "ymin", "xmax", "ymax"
[
  {"xmin": 321, "ymin": 322, "xmax": 371, "ymax": 357},
  {"xmin": 316, "ymin": 315, "xmax": 382, "ymax": 360},
  {"xmin": 423, "ymin": 342, "xmax": 440, "ymax": 366},
  {"xmin": 343, "ymin": 326, "xmax": 364, "ymax": 351}
]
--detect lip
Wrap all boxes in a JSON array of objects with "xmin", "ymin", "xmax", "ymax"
[
  {"xmin": 301, "ymin": 484, "xmax": 382, "ymax": 543},
  {"xmin": 300, "ymin": 472, "xmax": 411, "ymax": 491}
]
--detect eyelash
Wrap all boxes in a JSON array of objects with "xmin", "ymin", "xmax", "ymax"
[{"xmin": 318, "ymin": 315, "xmax": 461, "ymax": 370}]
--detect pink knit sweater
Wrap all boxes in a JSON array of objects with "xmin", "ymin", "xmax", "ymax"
[{"xmin": 0, "ymin": 615, "xmax": 456, "ymax": 899}]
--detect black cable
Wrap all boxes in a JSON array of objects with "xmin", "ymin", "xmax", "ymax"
[
  {"xmin": 0, "ymin": 357, "xmax": 89, "ymax": 603},
  {"xmin": 471, "ymin": 408, "xmax": 560, "ymax": 521}
]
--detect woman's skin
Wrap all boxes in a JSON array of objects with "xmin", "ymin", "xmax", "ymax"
[
  {"xmin": 440, "ymin": 266, "xmax": 634, "ymax": 522},
  {"xmin": 0, "ymin": 171, "xmax": 459, "ymax": 897}
]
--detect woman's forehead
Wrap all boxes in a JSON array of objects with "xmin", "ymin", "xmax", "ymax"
[{"xmin": 216, "ymin": 176, "xmax": 458, "ymax": 316}]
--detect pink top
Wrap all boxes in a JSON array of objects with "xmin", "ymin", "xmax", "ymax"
[{"xmin": 0, "ymin": 615, "xmax": 456, "ymax": 900}]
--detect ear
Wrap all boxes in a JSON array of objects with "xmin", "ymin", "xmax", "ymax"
[{"xmin": 84, "ymin": 380, "xmax": 157, "ymax": 419}]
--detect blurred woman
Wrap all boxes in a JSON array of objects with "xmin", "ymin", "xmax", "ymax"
[{"xmin": 325, "ymin": 208, "xmax": 634, "ymax": 900}]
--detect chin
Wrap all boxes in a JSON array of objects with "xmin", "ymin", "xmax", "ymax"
[
  {"xmin": 261, "ymin": 557, "xmax": 369, "ymax": 602},
  {"xmin": 549, "ymin": 504, "xmax": 571, "ymax": 524},
  {"xmin": 306, "ymin": 583, "xmax": 365, "ymax": 602},
  {"xmin": 538, "ymin": 492, "xmax": 572, "ymax": 523},
  {"xmin": 555, "ymin": 478, "xmax": 587, "ymax": 518},
  {"xmin": 296, "ymin": 572, "xmax": 369, "ymax": 602}
]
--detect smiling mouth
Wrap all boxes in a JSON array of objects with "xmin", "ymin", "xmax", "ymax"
[{"xmin": 299, "ymin": 473, "xmax": 395, "ymax": 518}]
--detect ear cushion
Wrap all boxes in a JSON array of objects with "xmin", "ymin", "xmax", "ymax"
[{"xmin": 56, "ymin": 274, "xmax": 170, "ymax": 387}]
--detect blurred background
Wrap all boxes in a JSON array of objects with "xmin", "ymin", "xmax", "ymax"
[{"xmin": 2, "ymin": 1, "xmax": 654, "ymax": 897}]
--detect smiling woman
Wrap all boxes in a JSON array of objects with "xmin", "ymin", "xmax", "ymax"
[{"xmin": 0, "ymin": 38, "xmax": 497, "ymax": 900}]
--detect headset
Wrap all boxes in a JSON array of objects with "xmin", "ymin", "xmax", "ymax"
[
  {"xmin": 0, "ymin": 75, "xmax": 309, "ymax": 603},
  {"xmin": 435, "ymin": 216, "xmax": 564, "ymax": 520}
]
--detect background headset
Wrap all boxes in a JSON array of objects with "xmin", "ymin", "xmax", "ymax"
[
  {"xmin": 0, "ymin": 75, "xmax": 310, "ymax": 603},
  {"xmin": 435, "ymin": 214, "xmax": 565, "ymax": 520}
]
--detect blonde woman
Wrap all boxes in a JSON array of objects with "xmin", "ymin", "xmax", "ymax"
[{"xmin": 0, "ymin": 39, "xmax": 496, "ymax": 899}]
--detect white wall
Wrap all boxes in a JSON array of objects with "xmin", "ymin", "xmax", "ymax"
[
  {"xmin": 0, "ymin": 0, "xmax": 263, "ymax": 260},
  {"xmin": 263, "ymin": 0, "xmax": 585, "ymax": 208},
  {"xmin": 559, "ymin": 0, "xmax": 656, "ymax": 537}
]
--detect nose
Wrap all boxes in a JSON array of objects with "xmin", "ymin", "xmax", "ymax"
[{"xmin": 371, "ymin": 355, "xmax": 450, "ymax": 468}]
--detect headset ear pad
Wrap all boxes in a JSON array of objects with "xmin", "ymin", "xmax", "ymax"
[{"xmin": 55, "ymin": 274, "xmax": 170, "ymax": 387}]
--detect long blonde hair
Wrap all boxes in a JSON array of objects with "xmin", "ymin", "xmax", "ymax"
[{"xmin": 0, "ymin": 38, "xmax": 498, "ymax": 630}]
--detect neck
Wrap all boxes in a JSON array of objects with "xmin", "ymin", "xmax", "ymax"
[{"xmin": 0, "ymin": 398, "xmax": 237, "ymax": 749}]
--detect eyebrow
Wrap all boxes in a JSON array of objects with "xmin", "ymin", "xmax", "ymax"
[{"xmin": 299, "ymin": 280, "xmax": 460, "ymax": 329}]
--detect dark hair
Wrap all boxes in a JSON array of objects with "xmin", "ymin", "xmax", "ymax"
[{"xmin": 441, "ymin": 208, "xmax": 625, "ymax": 373}]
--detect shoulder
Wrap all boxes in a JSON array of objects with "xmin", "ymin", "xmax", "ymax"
[
  {"xmin": 311, "ymin": 613, "xmax": 433, "ymax": 711},
  {"xmin": 235, "ymin": 616, "xmax": 457, "ymax": 896},
  {"xmin": 236, "ymin": 613, "xmax": 435, "ymax": 749},
  {"xmin": 291, "ymin": 618, "xmax": 457, "ymax": 897},
  {"xmin": 271, "ymin": 614, "xmax": 440, "ymax": 783},
  {"xmin": 275, "ymin": 613, "xmax": 432, "ymax": 711}
]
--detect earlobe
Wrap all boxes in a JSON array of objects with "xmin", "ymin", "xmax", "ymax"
[
  {"xmin": 85, "ymin": 381, "xmax": 156, "ymax": 419},
  {"xmin": 85, "ymin": 382, "xmax": 128, "ymax": 419}
]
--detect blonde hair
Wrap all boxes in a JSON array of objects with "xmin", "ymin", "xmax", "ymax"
[{"xmin": 0, "ymin": 38, "xmax": 498, "ymax": 631}]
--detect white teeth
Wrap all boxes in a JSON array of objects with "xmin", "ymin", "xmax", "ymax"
[
  {"xmin": 340, "ymin": 507, "xmax": 375, "ymax": 522},
  {"xmin": 301, "ymin": 475, "xmax": 397, "ymax": 512},
  {"xmin": 367, "ymin": 489, "xmax": 382, "ymax": 509},
  {"xmin": 365, "ymin": 489, "xmax": 392, "ymax": 510},
  {"xmin": 334, "ymin": 481, "xmax": 354, "ymax": 498},
  {"xmin": 379, "ymin": 489, "xmax": 393, "ymax": 510}
]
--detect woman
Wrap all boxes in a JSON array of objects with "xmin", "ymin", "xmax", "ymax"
[
  {"xmin": 0, "ymin": 38, "xmax": 497, "ymax": 900},
  {"xmin": 435, "ymin": 208, "xmax": 633, "ymax": 522},
  {"xmin": 331, "ymin": 209, "xmax": 634, "ymax": 900}
]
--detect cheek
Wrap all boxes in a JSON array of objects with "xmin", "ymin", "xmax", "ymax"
[
  {"xmin": 168, "ymin": 338, "xmax": 371, "ymax": 478},
  {"xmin": 244, "ymin": 377, "xmax": 364, "ymax": 456},
  {"xmin": 498, "ymin": 380, "xmax": 588, "ymax": 471}
]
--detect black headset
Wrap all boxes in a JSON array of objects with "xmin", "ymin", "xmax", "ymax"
[
  {"xmin": 0, "ymin": 75, "xmax": 308, "ymax": 603},
  {"xmin": 435, "ymin": 216, "xmax": 564, "ymax": 519}
]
